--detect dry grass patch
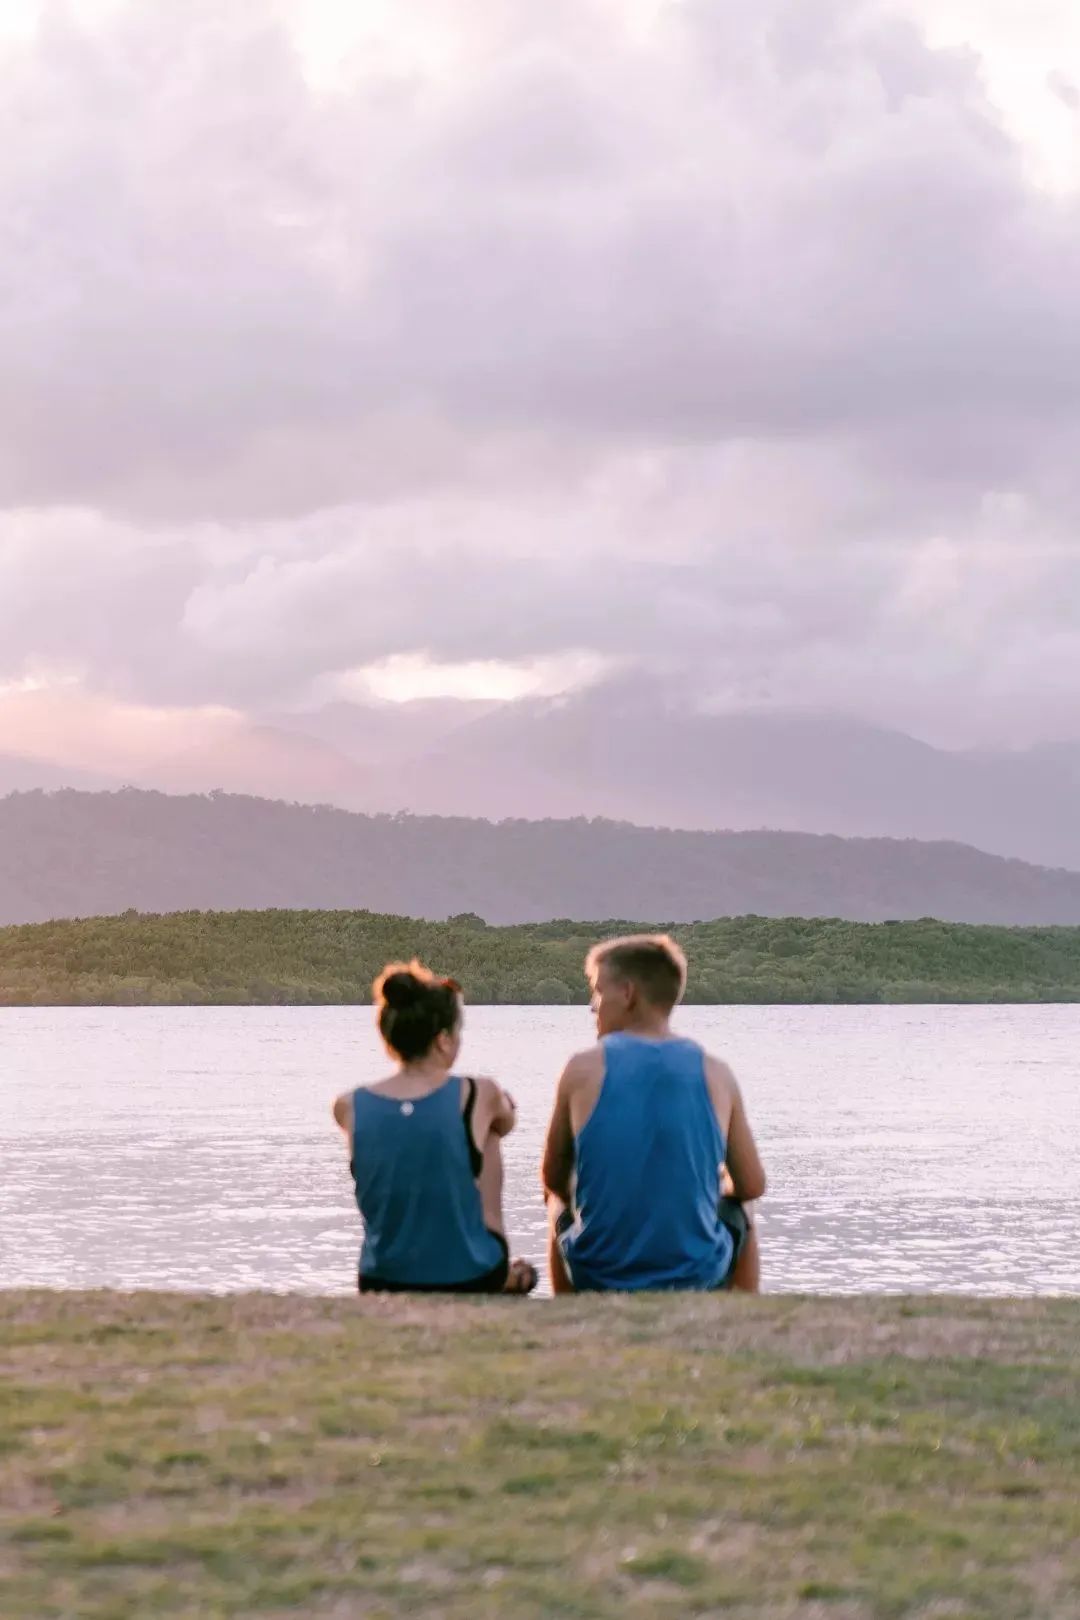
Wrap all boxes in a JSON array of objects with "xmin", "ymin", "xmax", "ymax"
[{"xmin": 1, "ymin": 1292, "xmax": 1078, "ymax": 1618}]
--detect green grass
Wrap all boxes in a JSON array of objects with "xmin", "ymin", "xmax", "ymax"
[{"xmin": 2, "ymin": 1293, "xmax": 1079, "ymax": 1617}]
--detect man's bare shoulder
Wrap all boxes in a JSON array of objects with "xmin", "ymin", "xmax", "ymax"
[
  {"xmin": 702, "ymin": 1051, "xmax": 740, "ymax": 1102},
  {"xmin": 561, "ymin": 1046, "xmax": 604, "ymax": 1090}
]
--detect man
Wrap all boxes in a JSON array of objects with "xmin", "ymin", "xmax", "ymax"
[{"xmin": 542, "ymin": 933, "xmax": 765, "ymax": 1293}]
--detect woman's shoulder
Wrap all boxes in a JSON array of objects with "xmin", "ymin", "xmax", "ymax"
[
  {"xmin": 457, "ymin": 1073, "xmax": 501, "ymax": 1112},
  {"xmin": 462, "ymin": 1072, "xmax": 499, "ymax": 1093}
]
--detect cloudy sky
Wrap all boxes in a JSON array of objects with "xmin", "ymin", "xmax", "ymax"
[{"xmin": 2, "ymin": 0, "xmax": 1079, "ymax": 775}]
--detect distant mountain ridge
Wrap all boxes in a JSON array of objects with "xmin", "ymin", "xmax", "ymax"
[
  {"xmin": 3, "ymin": 787, "xmax": 1080, "ymax": 927},
  {"xmin": 6, "ymin": 689, "xmax": 1080, "ymax": 868}
]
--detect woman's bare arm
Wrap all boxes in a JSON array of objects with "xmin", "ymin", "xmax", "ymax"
[{"xmin": 481, "ymin": 1077, "xmax": 517, "ymax": 1139}]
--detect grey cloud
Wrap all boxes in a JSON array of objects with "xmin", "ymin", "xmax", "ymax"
[
  {"xmin": 0, "ymin": 512, "xmax": 202, "ymax": 690},
  {"xmin": 7, "ymin": 469, "xmax": 1078, "ymax": 751},
  {"xmin": 1, "ymin": 0, "xmax": 1078, "ymax": 520},
  {"xmin": 2, "ymin": 0, "xmax": 1080, "ymax": 748}
]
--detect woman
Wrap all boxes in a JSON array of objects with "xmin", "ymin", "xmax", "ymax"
[{"xmin": 333, "ymin": 960, "xmax": 537, "ymax": 1294}]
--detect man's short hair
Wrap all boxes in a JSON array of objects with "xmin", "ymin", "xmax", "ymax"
[{"xmin": 585, "ymin": 933, "xmax": 688, "ymax": 1012}]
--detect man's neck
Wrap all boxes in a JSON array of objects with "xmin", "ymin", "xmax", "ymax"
[{"xmin": 618, "ymin": 1014, "xmax": 671, "ymax": 1040}]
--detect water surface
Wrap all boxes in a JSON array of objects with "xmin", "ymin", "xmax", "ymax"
[{"xmin": 2, "ymin": 1005, "xmax": 1078, "ymax": 1295}]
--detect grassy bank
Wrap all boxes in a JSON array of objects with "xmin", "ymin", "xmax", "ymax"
[
  {"xmin": 2, "ymin": 1292, "xmax": 1079, "ymax": 1618},
  {"xmin": 3, "ymin": 907, "xmax": 1080, "ymax": 1005}
]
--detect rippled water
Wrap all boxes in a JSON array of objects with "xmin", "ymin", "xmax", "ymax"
[{"xmin": 2, "ymin": 1004, "xmax": 1078, "ymax": 1296}]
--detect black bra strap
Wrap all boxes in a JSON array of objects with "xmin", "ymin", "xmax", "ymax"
[{"xmin": 462, "ymin": 1076, "xmax": 484, "ymax": 1179}]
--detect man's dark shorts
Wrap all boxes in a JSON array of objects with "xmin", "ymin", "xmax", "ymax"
[
  {"xmin": 716, "ymin": 1195, "xmax": 750, "ymax": 1288},
  {"xmin": 555, "ymin": 1195, "xmax": 750, "ymax": 1290}
]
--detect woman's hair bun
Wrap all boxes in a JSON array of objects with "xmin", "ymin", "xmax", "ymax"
[
  {"xmin": 379, "ymin": 969, "xmax": 423, "ymax": 1011},
  {"xmin": 373, "ymin": 959, "xmax": 461, "ymax": 1062}
]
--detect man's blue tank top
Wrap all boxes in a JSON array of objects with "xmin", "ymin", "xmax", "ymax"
[
  {"xmin": 560, "ymin": 1033, "xmax": 733, "ymax": 1291},
  {"xmin": 350, "ymin": 1076, "xmax": 504, "ymax": 1286}
]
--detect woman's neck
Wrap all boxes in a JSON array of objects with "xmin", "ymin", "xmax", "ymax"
[{"xmin": 395, "ymin": 1055, "xmax": 453, "ymax": 1093}]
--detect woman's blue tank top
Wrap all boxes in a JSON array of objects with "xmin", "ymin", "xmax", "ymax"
[
  {"xmin": 350, "ymin": 1075, "xmax": 504, "ymax": 1286},
  {"xmin": 560, "ymin": 1033, "xmax": 733, "ymax": 1291}
]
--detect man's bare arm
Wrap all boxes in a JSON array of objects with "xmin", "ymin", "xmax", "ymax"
[
  {"xmin": 541, "ymin": 1063, "xmax": 578, "ymax": 1203},
  {"xmin": 332, "ymin": 1092, "xmax": 351, "ymax": 1133},
  {"xmin": 724, "ymin": 1081, "xmax": 767, "ymax": 1202}
]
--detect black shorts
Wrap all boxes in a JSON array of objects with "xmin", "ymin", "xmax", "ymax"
[
  {"xmin": 358, "ymin": 1231, "xmax": 509, "ymax": 1295},
  {"xmin": 716, "ymin": 1195, "xmax": 750, "ymax": 1289},
  {"xmin": 555, "ymin": 1197, "xmax": 750, "ymax": 1290}
]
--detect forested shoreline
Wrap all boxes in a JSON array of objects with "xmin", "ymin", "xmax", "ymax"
[{"xmin": 2, "ymin": 907, "xmax": 1080, "ymax": 1005}]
